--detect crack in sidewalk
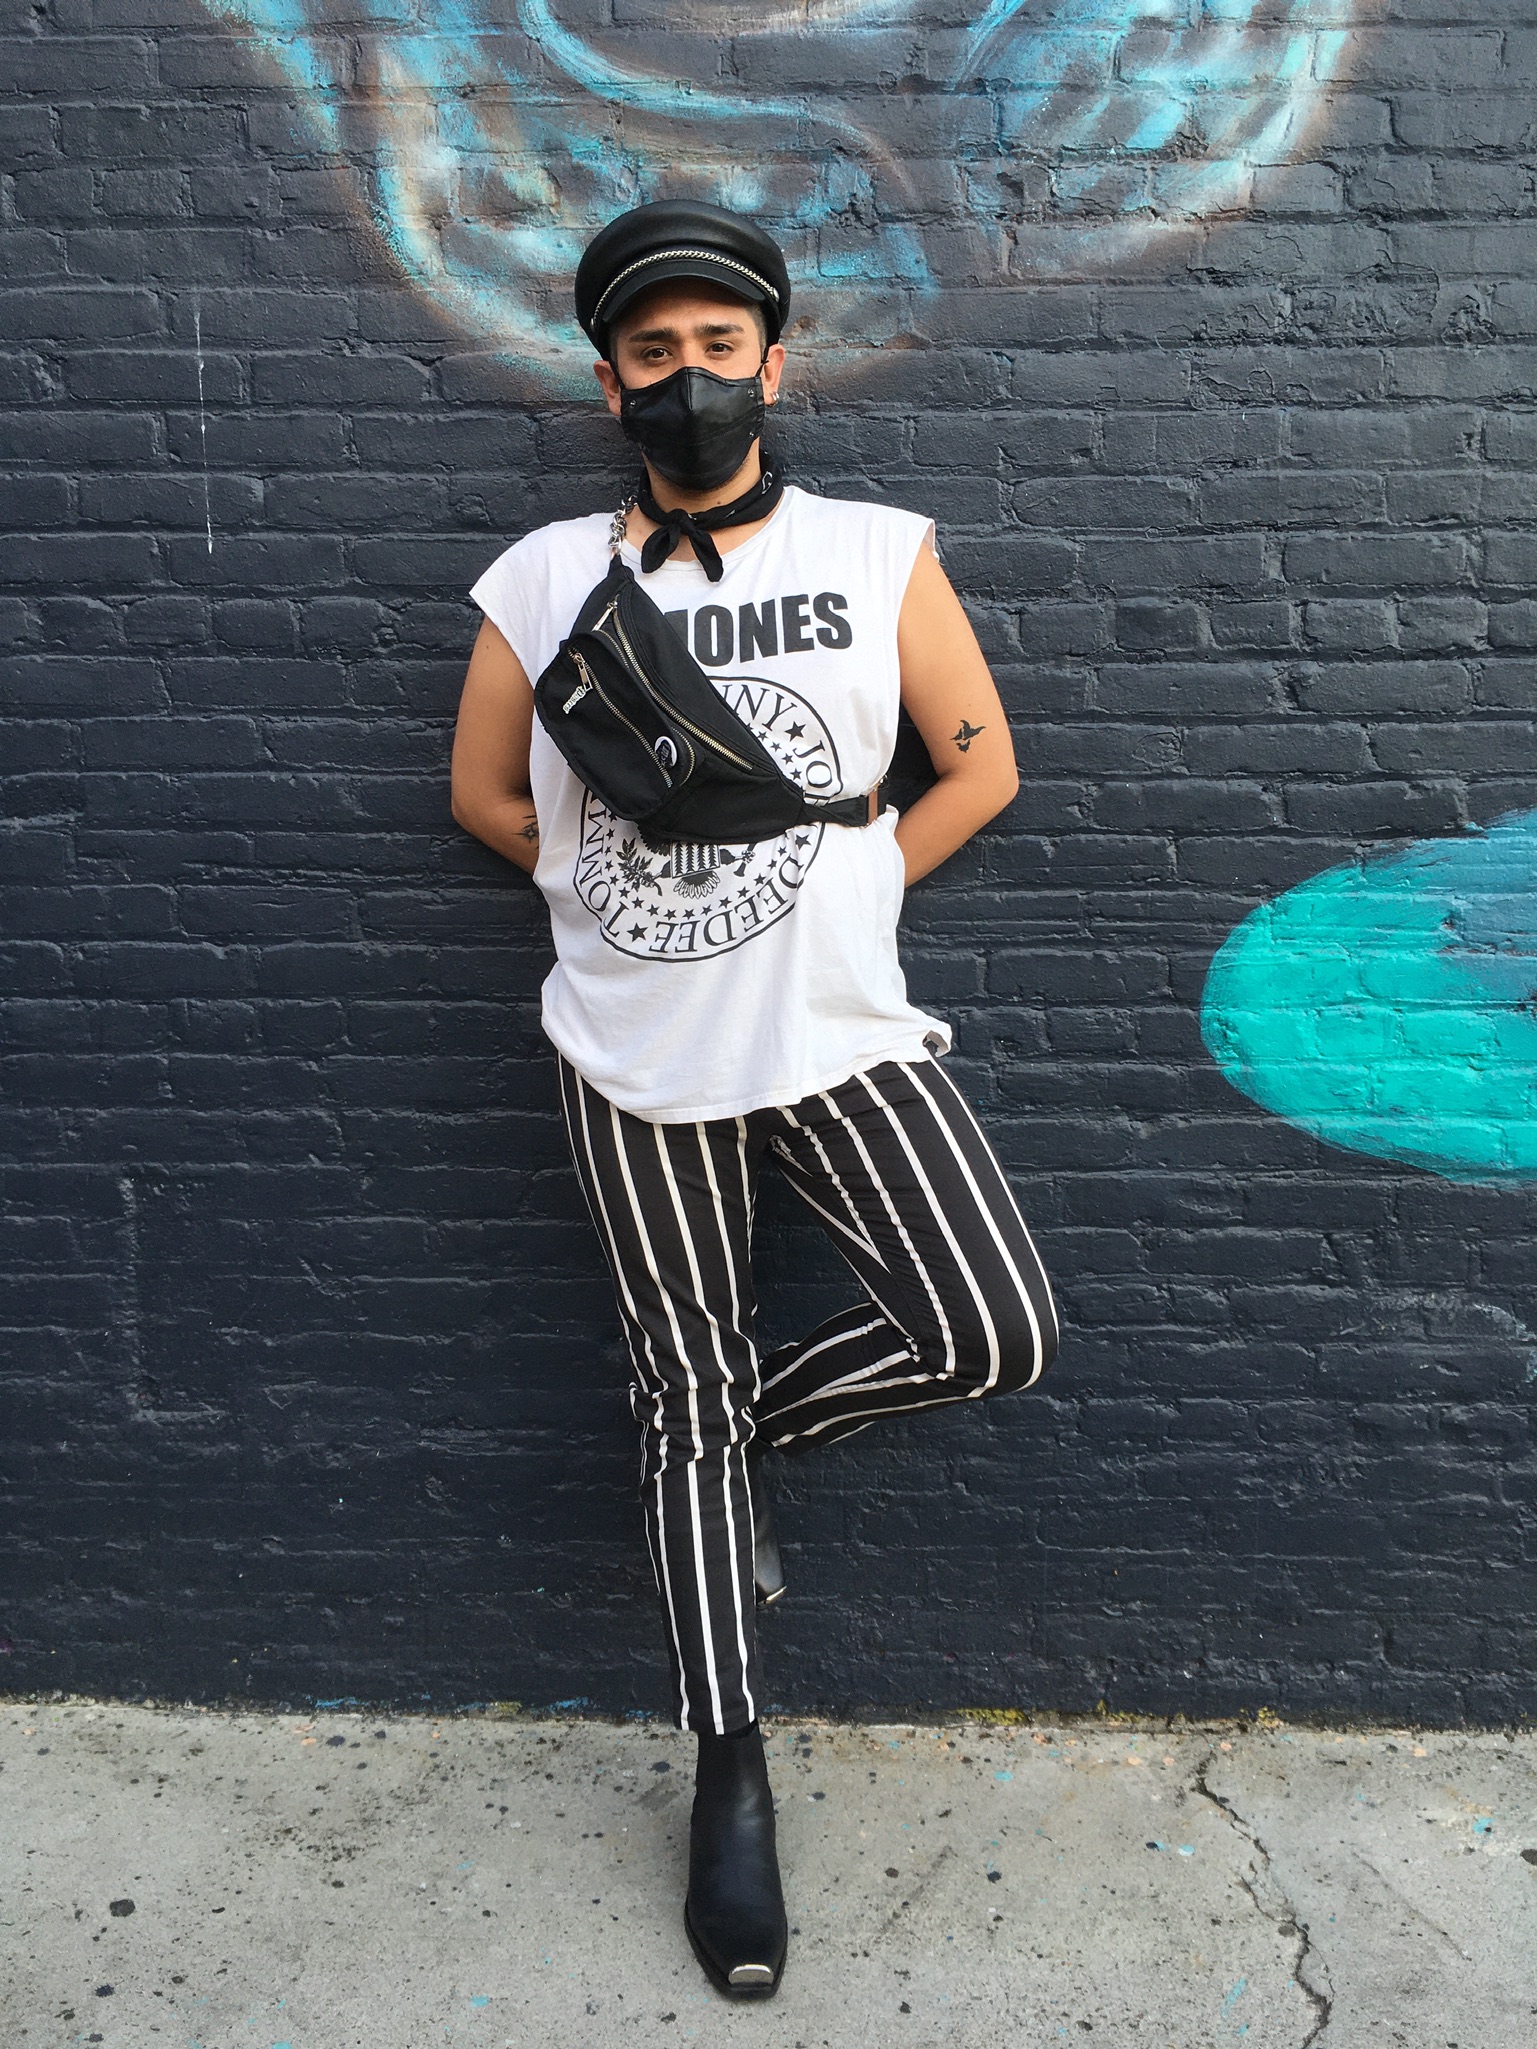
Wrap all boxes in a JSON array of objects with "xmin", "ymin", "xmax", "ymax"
[{"xmin": 1194, "ymin": 1746, "xmax": 1334, "ymax": 2047}]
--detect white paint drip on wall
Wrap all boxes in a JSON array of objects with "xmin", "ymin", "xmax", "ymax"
[{"xmin": 192, "ymin": 289, "xmax": 213, "ymax": 556}]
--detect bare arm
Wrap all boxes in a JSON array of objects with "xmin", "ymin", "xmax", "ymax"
[
  {"xmin": 892, "ymin": 540, "xmax": 1020, "ymax": 887},
  {"xmin": 450, "ymin": 618, "xmax": 542, "ymax": 874}
]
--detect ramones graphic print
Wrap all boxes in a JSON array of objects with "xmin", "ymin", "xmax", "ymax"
[
  {"xmin": 573, "ymin": 672, "xmax": 841, "ymax": 961},
  {"xmin": 468, "ymin": 486, "xmax": 947, "ymax": 1119}
]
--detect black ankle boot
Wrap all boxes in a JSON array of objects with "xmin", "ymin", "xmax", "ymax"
[
  {"xmin": 746, "ymin": 1438, "xmax": 787, "ymax": 1608},
  {"xmin": 684, "ymin": 1721, "xmax": 788, "ymax": 1998}
]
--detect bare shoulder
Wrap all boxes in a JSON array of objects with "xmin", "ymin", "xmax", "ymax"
[{"xmin": 475, "ymin": 509, "xmax": 610, "ymax": 586}]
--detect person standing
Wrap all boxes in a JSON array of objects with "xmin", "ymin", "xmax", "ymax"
[{"xmin": 450, "ymin": 200, "xmax": 1059, "ymax": 2000}]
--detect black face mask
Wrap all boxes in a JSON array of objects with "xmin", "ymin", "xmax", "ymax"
[{"xmin": 618, "ymin": 362, "xmax": 766, "ymax": 492}]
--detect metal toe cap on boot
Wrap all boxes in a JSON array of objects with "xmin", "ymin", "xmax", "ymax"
[{"xmin": 683, "ymin": 1895, "xmax": 787, "ymax": 2000}]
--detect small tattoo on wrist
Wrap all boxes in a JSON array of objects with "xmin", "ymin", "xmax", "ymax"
[
  {"xmin": 952, "ymin": 719, "xmax": 985, "ymax": 752},
  {"xmin": 520, "ymin": 821, "xmax": 540, "ymax": 841}
]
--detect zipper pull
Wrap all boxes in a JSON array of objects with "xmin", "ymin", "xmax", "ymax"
[{"xmin": 562, "ymin": 650, "xmax": 595, "ymax": 713}]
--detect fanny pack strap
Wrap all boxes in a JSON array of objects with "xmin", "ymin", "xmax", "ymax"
[
  {"xmin": 804, "ymin": 790, "xmax": 880, "ymax": 827},
  {"xmin": 605, "ymin": 495, "xmax": 881, "ymax": 832}
]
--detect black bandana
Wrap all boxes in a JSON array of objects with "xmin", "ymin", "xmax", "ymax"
[{"xmin": 635, "ymin": 466, "xmax": 785, "ymax": 583}]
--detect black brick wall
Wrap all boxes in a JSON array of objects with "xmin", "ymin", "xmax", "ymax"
[{"xmin": 4, "ymin": 2, "xmax": 1536, "ymax": 1725}]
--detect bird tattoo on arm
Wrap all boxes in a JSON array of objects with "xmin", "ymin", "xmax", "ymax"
[{"xmin": 952, "ymin": 719, "xmax": 985, "ymax": 753}]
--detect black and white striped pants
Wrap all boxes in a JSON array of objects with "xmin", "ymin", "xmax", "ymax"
[{"xmin": 557, "ymin": 1051, "xmax": 1059, "ymax": 1734}]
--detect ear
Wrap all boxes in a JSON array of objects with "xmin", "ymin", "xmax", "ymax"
[
  {"xmin": 593, "ymin": 357, "xmax": 623, "ymax": 418},
  {"xmin": 760, "ymin": 341, "xmax": 787, "ymax": 407}
]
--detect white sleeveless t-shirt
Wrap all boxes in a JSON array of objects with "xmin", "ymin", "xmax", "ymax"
[{"xmin": 469, "ymin": 484, "xmax": 951, "ymax": 1123}]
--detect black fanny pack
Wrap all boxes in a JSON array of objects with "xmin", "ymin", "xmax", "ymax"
[{"xmin": 533, "ymin": 550, "xmax": 875, "ymax": 846}]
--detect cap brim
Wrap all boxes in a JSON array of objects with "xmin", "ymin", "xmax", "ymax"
[{"xmin": 593, "ymin": 253, "xmax": 777, "ymax": 344}]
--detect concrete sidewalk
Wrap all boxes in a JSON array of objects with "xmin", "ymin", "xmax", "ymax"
[{"xmin": 3, "ymin": 1702, "xmax": 1535, "ymax": 2049}]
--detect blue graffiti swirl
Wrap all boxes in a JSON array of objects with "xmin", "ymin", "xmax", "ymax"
[
  {"xmin": 1202, "ymin": 809, "xmax": 1537, "ymax": 1184},
  {"xmin": 203, "ymin": 0, "xmax": 1351, "ymax": 381}
]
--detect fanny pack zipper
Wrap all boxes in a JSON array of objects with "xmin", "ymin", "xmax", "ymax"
[
  {"xmin": 568, "ymin": 647, "xmax": 689, "ymax": 780},
  {"xmin": 592, "ymin": 597, "xmax": 761, "ymax": 777}
]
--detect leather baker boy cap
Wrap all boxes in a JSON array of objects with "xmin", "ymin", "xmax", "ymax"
[{"xmin": 575, "ymin": 200, "xmax": 792, "ymax": 352}]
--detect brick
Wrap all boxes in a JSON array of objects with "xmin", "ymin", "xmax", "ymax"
[
  {"xmin": 913, "ymin": 410, "xmax": 1095, "ymax": 471},
  {"xmin": 58, "ymin": 102, "xmax": 242, "ymax": 163},
  {"xmin": 0, "ymin": 105, "xmax": 55, "ymax": 169},
  {"xmin": 1, "ymin": 408, "xmax": 157, "ymax": 464},
  {"xmin": 1098, "ymin": 286, "xmax": 1286, "ymax": 348},
  {"xmin": 0, "ymin": 351, "xmax": 50, "ymax": 403},
  {"xmin": 0, "ymin": 286, "xmax": 161, "ymax": 342},
  {"xmin": 165, "ymin": 536, "xmax": 347, "ymax": 588},
  {"xmin": 211, "ymin": 601, "xmax": 299, "ymax": 653},
  {"xmin": 1292, "ymin": 659, "xmax": 1473, "ymax": 714},
  {"xmin": 62, "ymin": 348, "xmax": 242, "ymax": 404},
  {"xmin": 187, "ymin": 166, "xmax": 281, "ymax": 222},
  {"xmin": 352, "ymin": 413, "xmax": 540, "ymax": 470},
  {"xmin": 177, "ymin": 290, "xmax": 354, "ymax": 345},
  {"xmin": 36, "ymin": 597, "xmax": 122, "ymax": 651},
  {"xmin": 1208, "ymin": 600, "xmax": 1296, "ymax": 652},
  {"xmin": 1396, "ymin": 596, "xmax": 1487, "ymax": 652},
  {"xmin": 1288, "ymin": 406, "xmax": 1478, "ymax": 466},
  {"xmin": 1202, "ymin": 471, "xmax": 1386, "ymax": 528},
  {"xmin": 65, "ymin": 227, "xmax": 247, "ymax": 286},
  {"xmin": 3, "ymin": 533, "xmax": 159, "ymax": 584},
  {"xmin": 1304, "ymin": 599, "xmax": 1398, "ymax": 652},
  {"xmin": 79, "ymin": 717, "xmax": 260, "ymax": 770},
  {"xmin": 1095, "ymin": 779, "xmax": 1278, "ymax": 834},
  {"xmin": 252, "ymin": 226, "xmax": 391, "ymax": 287},
  {"xmin": 0, "ymin": 35, "xmax": 155, "ymax": 92},
  {"xmin": 1013, "ymin": 475, "xmax": 1198, "ymax": 531},
  {"xmin": 1081, "ymin": 534, "xmax": 1271, "ymax": 595},
  {"xmin": 0, "ymin": 472, "xmax": 70, "ymax": 526},
  {"xmin": 1283, "ymin": 532, "xmax": 1475, "ymax": 589},
  {"xmin": 1194, "ymin": 347, "xmax": 1391, "ymax": 407},
  {"xmin": 165, "ymin": 410, "xmax": 349, "ymax": 469},
  {"xmin": 1184, "ymin": 722, "xmax": 1373, "ymax": 775},
  {"xmin": 1484, "ymin": 532, "xmax": 1537, "ymax": 585},
  {"xmin": 251, "ymin": 353, "xmax": 432, "ymax": 406},
  {"xmin": 122, "ymin": 595, "xmax": 210, "ymax": 647},
  {"xmin": 78, "ymin": 473, "xmax": 261, "ymax": 528},
  {"xmin": 299, "ymin": 597, "xmax": 389, "ymax": 655},
  {"xmin": 1385, "ymin": 468, "xmax": 1481, "ymax": 526},
  {"xmin": 11, "ymin": 169, "xmax": 96, "ymax": 223},
  {"xmin": 96, "ymin": 170, "xmax": 189, "ymax": 220},
  {"xmin": 1095, "ymin": 662, "xmax": 1279, "ymax": 716},
  {"xmin": 1282, "ymin": 779, "xmax": 1463, "ymax": 836},
  {"xmin": 1488, "ymin": 603, "xmax": 1537, "ymax": 650},
  {"xmin": 1369, "ymin": 719, "xmax": 1537, "ymax": 775}
]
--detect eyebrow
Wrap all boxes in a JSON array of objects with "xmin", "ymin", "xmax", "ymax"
[{"xmin": 621, "ymin": 318, "xmax": 749, "ymax": 346}]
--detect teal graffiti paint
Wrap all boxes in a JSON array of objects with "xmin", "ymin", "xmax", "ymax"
[
  {"xmin": 200, "ymin": 0, "xmax": 1352, "ymax": 381},
  {"xmin": 1201, "ymin": 811, "xmax": 1537, "ymax": 1182}
]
